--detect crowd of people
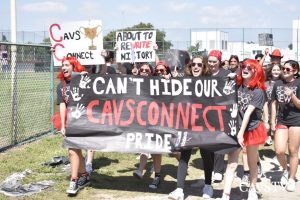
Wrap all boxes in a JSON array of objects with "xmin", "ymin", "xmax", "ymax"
[{"xmin": 53, "ymin": 47, "xmax": 300, "ymax": 200}]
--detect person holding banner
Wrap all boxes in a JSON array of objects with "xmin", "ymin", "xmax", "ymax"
[
  {"xmin": 218, "ymin": 59, "xmax": 267, "ymax": 200},
  {"xmin": 270, "ymin": 60, "xmax": 300, "ymax": 192},
  {"xmin": 54, "ymin": 57, "xmax": 90, "ymax": 195},
  {"xmin": 168, "ymin": 55, "xmax": 210, "ymax": 200},
  {"xmin": 146, "ymin": 60, "xmax": 173, "ymax": 189},
  {"xmin": 132, "ymin": 62, "xmax": 154, "ymax": 179},
  {"xmin": 154, "ymin": 60, "xmax": 172, "ymax": 79},
  {"xmin": 204, "ymin": 50, "xmax": 230, "ymax": 197}
]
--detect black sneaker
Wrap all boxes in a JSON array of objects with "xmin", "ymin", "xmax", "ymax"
[
  {"xmin": 66, "ymin": 180, "xmax": 79, "ymax": 194},
  {"xmin": 149, "ymin": 176, "xmax": 161, "ymax": 189},
  {"xmin": 78, "ymin": 174, "xmax": 90, "ymax": 189}
]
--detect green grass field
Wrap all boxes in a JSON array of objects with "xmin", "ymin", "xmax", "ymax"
[
  {"xmin": 0, "ymin": 72, "xmax": 54, "ymax": 149},
  {"xmin": 0, "ymin": 133, "xmax": 284, "ymax": 200},
  {"xmin": 0, "ymin": 134, "xmax": 194, "ymax": 200}
]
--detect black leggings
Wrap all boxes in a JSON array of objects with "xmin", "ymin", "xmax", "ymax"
[{"xmin": 176, "ymin": 148, "xmax": 214, "ymax": 188}]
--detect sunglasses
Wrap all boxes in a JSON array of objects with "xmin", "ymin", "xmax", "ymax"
[
  {"xmin": 140, "ymin": 68, "xmax": 150, "ymax": 73},
  {"xmin": 282, "ymin": 67, "xmax": 294, "ymax": 72},
  {"xmin": 241, "ymin": 64, "xmax": 253, "ymax": 71},
  {"xmin": 155, "ymin": 69, "xmax": 166, "ymax": 73},
  {"xmin": 191, "ymin": 62, "xmax": 203, "ymax": 67}
]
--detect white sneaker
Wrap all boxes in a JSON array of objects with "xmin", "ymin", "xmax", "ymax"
[
  {"xmin": 247, "ymin": 187, "xmax": 258, "ymax": 200},
  {"xmin": 286, "ymin": 178, "xmax": 296, "ymax": 192},
  {"xmin": 280, "ymin": 170, "xmax": 289, "ymax": 186},
  {"xmin": 85, "ymin": 163, "xmax": 93, "ymax": 175},
  {"xmin": 168, "ymin": 188, "xmax": 184, "ymax": 200},
  {"xmin": 241, "ymin": 174, "xmax": 250, "ymax": 186},
  {"xmin": 133, "ymin": 169, "xmax": 143, "ymax": 179},
  {"xmin": 213, "ymin": 172, "xmax": 223, "ymax": 182},
  {"xmin": 202, "ymin": 184, "xmax": 213, "ymax": 199},
  {"xmin": 264, "ymin": 136, "xmax": 273, "ymax": 146}
]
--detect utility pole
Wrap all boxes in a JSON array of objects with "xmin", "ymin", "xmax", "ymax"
[{"xmin": 10, "ymin": 0, "xmax": 17, "ymax": 145}]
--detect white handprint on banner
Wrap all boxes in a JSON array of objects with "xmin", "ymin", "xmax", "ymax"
[
  {"xmin": 230, "ymin": 103, "xmax": 238, "ymax": 118},
  {"xmin": 79, "ymin": 75, "xmax": 91, "ymax": 89},
  {"xmin": 228, "ymin": 120, "xmax": 237, "ymax": 136},
  {"xmin": 70, "ymin": 87, "xmax": 84, "ymax": 101},
  {"xmin": 71, "ymin": 103, "xmax": 85, "ymax": 119},
  {"xmin": 223, "ymin": 80, "xmax": 236, "ymax": 95}
]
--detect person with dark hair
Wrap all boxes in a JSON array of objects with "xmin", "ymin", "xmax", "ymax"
[
  {"xmin": 53, "ymin": 57, "xmax": 90, "ymax": 195},
  {"xmin": 221, "ymin": 60, "xmax": 229, "ymax": 70},
  {"xmin": 228, "ymin": 55, "xmax": 240, "ymax": 73},
  {"xmin": 255, "ymin": 53, "xmax": 264, "ymax": 62},
  {"xmin": 153, "ymin": 61, "xmax": 172, "ymax": 78},
  {"xmin": 99, "ymin": 50, "xmax": 117, "ymax": 74},
  {"xmin": 271, "ymin": 59, "xmax": 300, "ymax": 192},
  {"xmin": 206, "ymin": 50, "xmax": 232, "ymax": 186},
  {"xmin": 132, "ymin": 62, "xmax": 153, "ymax": 180},
  {"xmin": 147, "ymin": 60, "xmax": 172, "ymax": 190},
  {"xmin": 168, "ymin": 55, "xmax": 209, "ymax": 200},
  {"xmin": 262, "ymin": 64, "xmax": 282, "ymax": 146}
]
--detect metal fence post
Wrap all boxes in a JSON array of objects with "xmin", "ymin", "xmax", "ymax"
[
  {"xmin": 10, "ymin": 45, "xmax": 17, "ymax": 145},
  {"xmin": 50, "ymin": 52, "xmax": 55, "ymax": 133}
]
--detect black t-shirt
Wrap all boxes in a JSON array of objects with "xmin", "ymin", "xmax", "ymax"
[
  {"xmin": 212, "ymin": 68, "xmax": 230, "ymax": 78},
  {"xmin": 265, "ymin": 80, "xmax": 276, "ymax": 116},
  {"xmin": 271, "ymin": 79, "xmax": 300, "ymax": 126},
  {"xmin": 238, "ymin": 85, "xmax": 265, "ymax": 131},
  {"xmin": 56, "ymin": 80, "xmax": 71, "ymax": 105}
]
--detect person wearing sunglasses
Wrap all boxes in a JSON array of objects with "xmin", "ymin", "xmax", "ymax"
[
  {"xmin": 143, "ymin": 60, "xmax": 172, "ymax": 189},
  {"xmin": 132, "ymin": 62, "xmax": 154, "ymax": 180},
  {"xmin": 153, "ymin": 61, "xmax": 172, "ymax": 79},
  {"xmin": 270, "ymin": 60, "xmax": 300, "ymax": 192},
  {"xmin": 217, "ymin": 59, "xmax": 267, "ymax": 200},
  {"xmin": 168, "ymin": 55, "xmax": 209, "ymax": 200},
  {"xmin": 207, "ymin": 50, "xmax": 231, "ymax": 194}
]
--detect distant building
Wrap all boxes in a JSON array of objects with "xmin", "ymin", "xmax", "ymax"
[
  {"xmin": 292, "ymin": 20, "xmax": 300, "ymax": 61},
  {"xmin": 190, "ymin": 30, "xmax": 297, "ymax": 62},
  {"xmin": 191, "ymin": 31, "xmax": 228, "ymax": 51}
]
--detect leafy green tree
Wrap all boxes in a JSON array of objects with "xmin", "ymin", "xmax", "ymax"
[
  {"xmin": 288, "ymin": 43, "xmax": 293, "ymax": 50},
  {"xmin": 103, "ymin": 22, "xmax": 173, "ymax": 53},
  {"xmin": 187, "ymin": 42, "xmax": 200, "ymax": 53}
]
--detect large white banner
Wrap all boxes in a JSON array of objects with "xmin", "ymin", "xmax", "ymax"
[
  {"xmin": 115, "ymin": 31, "xmax": 156, "ymax": 63},
  {"xmin": 49, "ymin": 20, "xmax": 105, "ymax": 66}
]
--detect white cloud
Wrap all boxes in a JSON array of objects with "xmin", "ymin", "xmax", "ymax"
[
  {"xmin": 168, "ymin": 2, "xmax": 195, "ymax": 12},
  {"xmin": 198, "ymin": 5, "xmax": 244, "ymax": 27},
  {"xmin": 80, "ymin": 1, "xmax": 104, "ymax": 17},
  {"xmin": 117, "ymin": 4, "xmax": 151, "ymax": 14},
  {"xmin": 264, "ymin": 0, "xmax": 285, "ymax": 5},
  {"xmin": 264, "ymin": 0, "xmax": 298, "ymax": 11},
  {"xmin": 21, "ymin": 1, "xmax": 67, "ymax": 12}
]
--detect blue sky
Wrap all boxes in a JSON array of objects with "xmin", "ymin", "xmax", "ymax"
[
  {"xmin": 1, "ymin": 0, "xmax": 300, "ymax": 30},
  {"xmin": 1, "ymin": 0, "xmax": 300, "ymax": 48}
]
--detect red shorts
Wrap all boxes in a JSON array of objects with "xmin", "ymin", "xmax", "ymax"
[
  {"xmin": 243, "ymin": 122, "xmax": 268, "ymax": 146},
  {"xmin": 51, "ymin": 109, "xmax": 68, "ymax": 130},
  {"xmin": 275, "ymin": 124, "xmax": 289, "ymax": 130}
]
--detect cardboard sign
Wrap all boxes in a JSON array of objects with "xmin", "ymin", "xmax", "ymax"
[
  {"xmin": 115, "ymin": 31, "xmax": 156, "ymax": 63},
  {"xmin": 49, "ymin": 20, "xmax": 105, "ymax": 66}
]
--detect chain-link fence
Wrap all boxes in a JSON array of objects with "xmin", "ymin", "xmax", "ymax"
[
  {"xmin": 1, "ymin": 27, "xmax": 299, "ymax": 61},
  {"xmin": 0, "ymin": 42, "xmax": 53, "ymax": 151},
  {"xmin": 0, "ymin": 27, "xmax": 299, "ymax": 150}
]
